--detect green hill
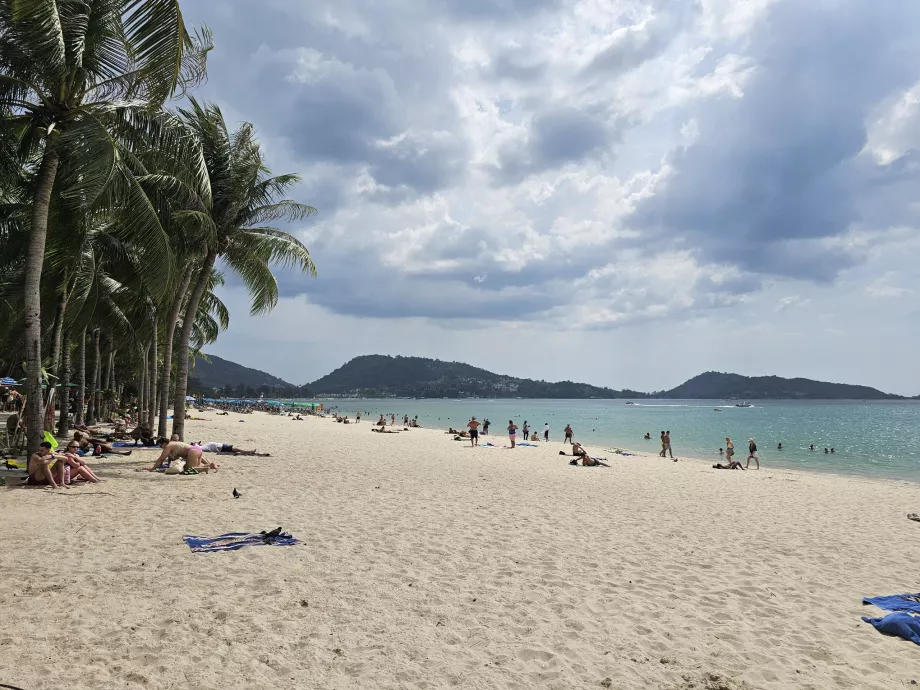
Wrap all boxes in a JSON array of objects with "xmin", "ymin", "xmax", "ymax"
[
  {"xmin": 188, "ymin": 353, "xmax": 300, "ymax": 396},
  {"xmin": 308, "ymin": 355, "xmax": 643, "ymax": 399},
  {"xmin": 659, "ymin": 371, "xmax": 901, "ymax": 400}
]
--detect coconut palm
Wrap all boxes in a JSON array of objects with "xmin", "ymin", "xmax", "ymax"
[
  {"xmin": 168, "ymin": 100, "xmax": 316, "ymax": 440},
  {"xmin": 0, "ymin": 0, "xmax": 211, "ymax": 452}
]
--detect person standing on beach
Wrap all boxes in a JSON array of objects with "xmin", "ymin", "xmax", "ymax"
[
  {"xmin": 543, "ymin": 423, "xmax": 550, "ymax": 442},
  {"xmin": 482, "ymin": 418, "xmax": 490, "ymax": 435},
  {"xmin": 507, "ymin": 420, "xmax": 518, "ymax": 448},
  {"xmin": 725, "ymin": 437, "xmax": 734, "ymax": 462},
  {"xmin": 522, "ymin": 421, "xmax": 529, "ymax": 440},
  {"xmin": 356, "ymin": 411, "xmax": 361, "ymax": 424},
  {"xmin": 563, "ymin": 424, "xmax": 574, "ymax": 444},
  {"xmin": 747, "ymin": 438, "xmax": 759, "ymax": 469},
  {"xmin": 663, "ymin": 430, "xmax": 673, "ymax": 458},
  {"xmin": 659, "ymin": 431, "xmax": 666, "ymax": 457},
  {"xmin": 467, "ymin": 417, "xmax": 481, "ymax": 447}
]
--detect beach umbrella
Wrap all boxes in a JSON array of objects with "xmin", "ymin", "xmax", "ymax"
[
  {"xmin": 0, "ymin": 377, "xmax": 18, "ymax": 386},
  {"xmin": 185, "ymin": 395, "xmax": 196, "ymax": 402}
]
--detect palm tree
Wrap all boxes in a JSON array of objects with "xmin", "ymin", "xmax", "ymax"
[
  {"xmin": 169, "ymin": 100, "xmax": 316, "ymax": 440},
  {"xmin": 0, "ymin": 0, "xmax": 211, "ymax": 452}
]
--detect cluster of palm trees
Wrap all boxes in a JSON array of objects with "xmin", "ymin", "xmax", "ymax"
[{"xmin": 0, "ymin": 0, "xmax": 316, "ymax": 454}]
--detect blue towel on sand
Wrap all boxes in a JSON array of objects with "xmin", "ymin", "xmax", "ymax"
[
  {"xmin": 184, "ymin": 532, "xmax": 301, "ymax": 553},
  {"xmin": 517, "ymin": 443, "xmax": 537, "ymax": 447},
  {"xmin": 863, "ymin": 593, "xmax": 920, "ymax": 614},
  {"xmin": 862, "ymin": 612, "xmax": 920, "ymax": 645}
]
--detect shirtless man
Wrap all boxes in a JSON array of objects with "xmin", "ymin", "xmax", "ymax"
[
  {"xmin": 143, "ymin": 439, "xmax": 218, "ymax": 473},
  {"xmin": 569, "ymin": 443, "xmax": 610, "ymax": 467},
  {"xmin": 467, "ymin": 417, "xmax": 481, "ymax": 447},
  {"xmin": 563, "ymin": 424, "xmax": 574, "ymax": 444},
  {"xmin": 28, "ymin": 442, "xmax": 67, "ymax": 488}
]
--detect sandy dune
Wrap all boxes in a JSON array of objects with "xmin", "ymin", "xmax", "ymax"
[{"xmin": 2, "ymin": 411, "xmax": 920, "ymax": 689}]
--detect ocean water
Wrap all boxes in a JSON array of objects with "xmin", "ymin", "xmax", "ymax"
[{"xmin": 312, "ymin": 398, "xmax": 920, "ymax": 482}]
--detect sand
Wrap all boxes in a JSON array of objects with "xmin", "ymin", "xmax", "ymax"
[{"xmin": 2, "ymin": 411, "xmax": 920, "ymax": 690}]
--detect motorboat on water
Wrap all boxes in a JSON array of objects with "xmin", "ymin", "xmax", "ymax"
[
  {"xmin": 734, "ymin": 401, "xmax": 752, "ymax": 408},
  {"xmin": 625, "ymin": 401, "xmax": 635, "ymax": 405},
  {"xmin": 714, "ymin": 407, "xmax": 721, "ymax": 411}
]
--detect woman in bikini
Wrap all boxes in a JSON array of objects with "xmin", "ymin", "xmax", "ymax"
[
  {"xmin": 507, "ymin": 420, "xmax": 518, "ymax": 448},
  {"xmin": 143, "ymin": 439, "xmax": 219, "ymax": 473},
  {"xmin": 57, "ymin": 441, "xmax": 103, "ymax": 482}
]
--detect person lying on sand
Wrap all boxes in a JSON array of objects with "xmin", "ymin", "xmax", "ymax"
[
  {"xmin": 73, "ymin": 431, "xmax": 132, "ymax": 456},
  {"xmin": 372, "ymin": 427, "xmax": 400, "ymax": 434},
  {"xmin": 216, "ymin": 411, "xmax": 229, "ymax": 416},
  {"xmin": 712, "ymin": 461, "xmax": 745, "ymax": 470},
  {"xmin": 142, "ymin": 440, "xmax": 219, "ymax": 473},
  {"xmin": 27, "ymin": 442, "xmax": 67, "ymax": 488},
  {"xmin": 568, "ymin": 443, "xmax": 610, "ymax": 467},
  {"xmin": 196, "ymin": 441, "xmax": 269, "ymax": 456}
]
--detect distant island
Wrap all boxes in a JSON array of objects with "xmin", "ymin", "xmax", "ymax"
[{"xmin": 190, "ymin": 353, "xmax": 909, "ymax": 400}]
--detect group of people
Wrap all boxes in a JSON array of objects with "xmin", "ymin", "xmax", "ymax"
[
  {"xmin": 27, "ymin": 439, "xmax": 103, "ymax": 488},
  {"xmin": 716, "ymin": 437, "xmax": 759, "ymax": 470}
]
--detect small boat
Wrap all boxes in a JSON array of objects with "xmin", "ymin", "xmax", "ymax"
[
  {"xmin": 734, "ymin": 401, "xmax": 752, "ymax": 408},
  {"xmin": 625, "ymin": 401, "xmax": 635, "ymax": 405},
  {"xmin": 714, "ymin": 408, "xmax": 721, "ymax": 412}
]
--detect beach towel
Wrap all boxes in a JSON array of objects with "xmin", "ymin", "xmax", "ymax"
[
  {"xmin": 862, "ymin": 612, "xmax": 920, "ymax": 645},
  {"xmin": 183, "ymin": 531, "xmax": 301, "ymax": 553},
  {"xmin": 863, "ymin": 593, "xmax": 920, "ymax": 614}
]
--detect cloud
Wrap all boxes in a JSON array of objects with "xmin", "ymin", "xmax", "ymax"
[
  {"xmin": 866, "ymin": 273, "xmax": 914, "ymax": 299},
  {"xmin": 177, "ymin": 0, "xmax": 920, "ymax": 392}
]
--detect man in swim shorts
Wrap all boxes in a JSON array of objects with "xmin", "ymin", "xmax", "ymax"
[
  {"xmin": 467, "ymin": 417, "xmax": 481, "ymax": 447},
  {"xmin": 27, "ymin": 441, "xmax": 67, "ymax": 488}
]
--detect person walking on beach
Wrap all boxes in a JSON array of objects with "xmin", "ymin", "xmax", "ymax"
[
  {"xmin": 564, "ymin": 424, "xmax": 574, "ymax": 444},
  {"xmin": 663, "ymin": 430, "xmax": 673, "ymax": 458},
  {"xmin": 543, "ymin": 423, "xmax": 550, "ymax": 442},
  {"xmin": 746, "ymin": 438, "xmax": 759, "ymax": 469},
  {"xmin": 659, "ymin": 431, "xmax": 666, "ymax": 457},
  {"xmin": 467, "ymin": 417, "xmax": 481, "ymax": 447},
  {"xmin": 356, "ymin": 411, "xmax": 361, "ymax": 424},
  {"xmin": 725, "ymin": 437, "xmax": 734, "ymax": 462},
  {"xmin": 508, "ymin": 420, "xmax": 518, "ymax": 448}
]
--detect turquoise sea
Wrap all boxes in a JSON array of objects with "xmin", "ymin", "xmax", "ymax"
[{"xmin": 313, "ymin": 398, "xmax": 920, "ymax": 481}]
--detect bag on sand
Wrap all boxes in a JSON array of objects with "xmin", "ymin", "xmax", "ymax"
[{"xmin": 165, "ymin": 459, "xmax": 186, "ymax": 475}]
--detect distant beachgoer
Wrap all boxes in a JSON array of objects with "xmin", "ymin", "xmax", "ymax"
[
  {"xmin": 725, "ymin": 437, "xmax": 734, "ymax": 461},
  {"xmin": 747, "ymin": 438, "xmax": 759, "ymax": 470},
  {"xmin": 543, "ymin": 423, "xmax": 549, "ymax": 442},
  {"xmin": 530, "ymin": 432, "xmax": 538, "ymax": 442},
  {"xmin": 663, "ymin": 431, "xmax": 673, "ymax": 458},
  {"xmin": 713, "ymin": 461, "xmax": 744, "ymax": 470},
  {"xmin": 809, "ymin": 444, "xmax": 815, "ymax": 451},
  {"xmin": 508, "ymin": 420, "xmax": 518, "ymax": 448},
  {"xmin": 777, "ymin": 442, "xmax": 782, "ymax": 450},
  {"xmin": 830, "ymin": 447, "xmax": 835, "ymax": 454},
  {"xmin": 564, "ymin": 424, "xmax": 573, "ymax": 444},
  {"xmin": 482, "ymin": 419, "xmax": 490, "ymax": 435},
  {"xmin": 824, "ymin": 447, "xmax": 829, "ymax": 454},
  {"xmin": 644, "ymin": 432, "xmax": 651, "ymax": 440},
  {"xmin": 197, "ymin": 441, "xmax": 266, "ymax": 456},
  {"xmin": 378, "ymin": 414, "xmax": 386, "ymax": 427},
  {"xmin": 719, "ymin": 448, "xmax": 724, "ymax": 455},
  {"xmin": 356, "ymin": 411, "xmax": 361, "ymax": 424},
  {"xmin": 522, "ymin": 421, "xmax": 529, "ymax": 439},
  {"xmin": 467, "ymin": 417, "xmax": 481, "ymax": 447},
  {"xmin": 659, "ymin": 431, "xmax": 666, "ymax": 457}
]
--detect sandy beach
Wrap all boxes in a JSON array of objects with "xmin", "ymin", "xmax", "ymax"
[{"xmin": 2, "ymin": 411, "xmax": 920, "ymax": 690}]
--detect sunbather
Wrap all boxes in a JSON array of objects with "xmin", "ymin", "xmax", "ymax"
[
  {"xmin": 27, "ymin": 442, "xmax": 67, "ymax": 488},
  {"xmin": 73, "ymin": 431, "xmax": 132, "ymax": 456},
  {"xmin": 58, "ymin": 441, "xmax": 103, "ymax": 482},
  {"xmin": 143, "ymin": 440, "xmax": 218, "ymax": 473},
  {"xmin": 196, "ymin": 441, "xmax": 268, "ymax": 456},
  {"xmin": 568, "ymin": 443, "xmax": 610, "ymax": 467}
]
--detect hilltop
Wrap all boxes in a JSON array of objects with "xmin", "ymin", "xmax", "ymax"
[
  {"xmin": 658, "ymin": 371, "xmax": 901, "ymax": 400},
  {"xmin": 308, "ymin": 355, "xmax": 643, "ymax": 399},
  {"xmin": 188, "ymin": 354, "xmax": 304, "ymax": 398}
]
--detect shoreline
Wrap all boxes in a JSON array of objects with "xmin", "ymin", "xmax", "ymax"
[{"xmin": 3, "ymin": 410, "xmax": 920, "ymax": 690}]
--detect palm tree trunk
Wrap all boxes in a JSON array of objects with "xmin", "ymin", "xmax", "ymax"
[
  {"xmin": 172, "ymin": 252, "xmax": 216, "ymax": 440},
  {"xmin": 94, "ymin": 330, "xmax": 102, "ymax": 420},
  {"xmin": 139, "ymin": 344, "xmax": 148, "ymax": 423},
  {"xmin": 76, "ymin": 327, "xmax": 86, "ymax": 425},
  {"xmin": 86, "ymin": 328, "xmax": 100, "ymax": 425},
  {"xmin": 23, "ymin": 148, "xmax": 60, "ymax": 454},
  {"xmin": 49, "ymin": 280, "xmax": 69, "ymax": 378},
  {"xmin": 57, "ymin": 329, "xmax": 71, "ymax": 437},
  {"xmin": 147, "ymin": 324, "xmax": 157, "ymax": 430},
  {"xmin": 107, "ymin": 349, "xmax": 116, "ymax": 410},
  {"xmin": 158, "ymin": 268, "xmax": 193, "ymax": 438}
]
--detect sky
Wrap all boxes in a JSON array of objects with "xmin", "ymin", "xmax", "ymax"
[{"xmin": 180, "ymin": 0, "xmax": 920, "ymax": 395}]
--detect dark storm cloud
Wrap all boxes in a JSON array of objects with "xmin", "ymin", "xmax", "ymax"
[
  {"xmin": 632, "ymin": 0, "xmax": 920, "ymax": 281},
  {"xmin": 494, "ymin": 106, "xmax": 619, "ymax": 183}
]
